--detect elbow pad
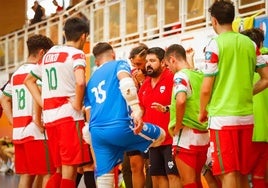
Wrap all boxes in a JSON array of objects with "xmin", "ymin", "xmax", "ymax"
[{"xmin": 119, "ymin": 77, "xmax": 143, "ymax": 118}]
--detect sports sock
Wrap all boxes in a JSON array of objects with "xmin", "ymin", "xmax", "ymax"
[
  {"xmin": 45, "ymin": 172, "xmax": 62, "ymax": 188},
  {"xmin": 97, "ymin": 173, "xmax": 114, "ymax": 188},
  {"xmin": 84, "ymin": 171, "xmax": 96, "ymax": 188},
  {"xmin": 76, "ymin": 172, "xmax": 83, "ymax": 187},
  {"xmin": 60, "ymin": 178, "xmax": 75, "ymax": 188}
]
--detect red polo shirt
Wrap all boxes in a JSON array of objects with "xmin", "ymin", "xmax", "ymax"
[{"xmin": 138, "ymin": 68, "xmax": 174, "ymax": 145}]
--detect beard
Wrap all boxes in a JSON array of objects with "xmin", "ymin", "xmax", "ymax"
[
  {"xmin": 141, "ymin": 68, "xmax": 147, "ymax": 75},
  {"xmin": 146, "ymin": 66, "xmax": 161, "ymax": 78}
]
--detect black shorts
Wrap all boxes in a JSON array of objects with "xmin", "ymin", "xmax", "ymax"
[
  {"xmin": 125, "ymin": 150, "xmax": 149, "ymax": 159},
  {"xmin": 149, "ymin": 145, "xmax": 178, "ymax": 176}
]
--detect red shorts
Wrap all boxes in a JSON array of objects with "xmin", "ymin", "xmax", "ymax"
[
  {"xmin": 210, "ymin": 125, "xmax": 257, "ymax": 175},
  {"xmin": 24, "ymin": 140, "xmax": 56, "ymax": 175},
  {"xmin": 14, "ymin": 143, "xmax": 28, "ymax": 174},
  {"xmin": 174, "ymin": 146, "xmax": 208, "ymax": 174},
  {"xmin": 45, "ymin": 119, "xmax": 92, "ymax": 167},
  {"xmin": 251, "ymin": 142, "xmax": 268, "ymax": 177}
]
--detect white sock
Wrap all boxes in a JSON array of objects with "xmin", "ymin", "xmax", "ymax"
[{"xmin": 97, "ymin": 173, "xmax": 114, "ymax": 188}]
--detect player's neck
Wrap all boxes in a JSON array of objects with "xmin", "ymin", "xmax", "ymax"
[
  {"xmin": 151, "ymin": 76, "xmax": 161, "ymax": 88},
  {"xmin": 100, "ymin": 57, "xmax": 114, "ymax": 65},
  {"xmin": 150, "ymin": 68, "xmax": 165, "ymax": 88},
  {"xmin": 27, "ymin": 56, "xmax": 38, "ymax": 64},
  {"xmin": 217, "ymin": 24, "xmax": 233, "ymax": 34},
  {"xmin": 65, "ymin": 41, "xmax": 82, "ymax": 50},
  {"xmin": 178, "ymin": 61, "xmax": 190, "ymax": 71}
]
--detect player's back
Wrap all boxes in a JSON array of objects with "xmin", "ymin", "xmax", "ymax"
[
  {"xmin": 211, "ymin": 32, "xmax": 256, "ymax": 116},
  {"xmin": 11, "ymin": 64, "xmax": 36, "ymax": 127},
  {"xmin": 85, "ymin": 60, "xmax": 131, "ymax": 128},
  {"xmin": 40, "ymin": 45, "xmax": 86, "ymax": 123},
  {"xmin": 41, "ymin": 45, "xmax": 86, "ymax": 101}
]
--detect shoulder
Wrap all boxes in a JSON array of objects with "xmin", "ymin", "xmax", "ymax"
[
  {"xmin": 117, "ymin": 59, "xmax": 129, "ymax": 65},
  {"xmin": 164, "ymin": 68, "xmax": 174, "ymax": 77},
  {"xmin": 117, "ymin": 60, "xmax": 131, "ymax": 70},
  {"xmin": 174, "ymin": 70, "xmax": 188, "ymax": 79},
  {"xmin": 161, "ymin": 68, "xmax": 174, "ymax": 83}
]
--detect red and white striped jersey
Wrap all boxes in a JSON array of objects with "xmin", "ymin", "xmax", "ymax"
[
  {"xmin": 31, "ymin": 45, "xmax": 86, "ymax": 124},
  {"xmin": 4, "ymin": 63, "xmax": 44, "ymax": 141}
]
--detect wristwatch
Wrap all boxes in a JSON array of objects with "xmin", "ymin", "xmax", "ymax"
[{"xmin": 164, "ymin": 106, "xmax": 170, "ymax": 113}]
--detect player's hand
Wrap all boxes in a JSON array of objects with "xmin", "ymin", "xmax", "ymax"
[
  {"xmin": 133, "ymin": 117, "xmax": 143, "ymax": 134},
  {"xmin": 199, "ymin": 110, "xmax": 208, "ymax": 123},
  {"xmin": 68, "ymin": 98, "xmax": 82, "ymax": 111},
  {"xmin": 37, "ymin": 125, "xmax": 45, "ymax": 133},
  {"xmin": 132, "ymin": 69, "xmax": 145, "ymax": 85},
  {"xmin": 130, "ymin": 104, "xmax": 143, "ymax": 119},
  {"xmin": 130, "ymin": 104, "xmax": 144, "ymax": 134},
  {"xmin": 34, "ymin": 120, "xmax": 45, "ymax": 133},
  {"xmin": 172, "ymin": 124, "xmax": 183, "ymax": 137},
  {"xmin": 186, "ymin": 47, "xmax": 195, "ymax": 58},
  {"xmin": 151, "ymin": 102, "xmax": 166, "ymax": 113},
  {"xmin": 186, "ymin": 47, "xmax": 195, "ymax": 69}
]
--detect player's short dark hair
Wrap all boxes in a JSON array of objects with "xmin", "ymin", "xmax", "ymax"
[
  {"xmin": 27, "ymin": 34, "xmax": 54, "ymax": 55},
  {"xmin": 240, "ymin": 28, "xmax": 264, "ymax": 48},
  {"xmin": 165, "ymin": 44, "xmax": 186, "ymax": 60},
  {"xmin": 147, "ymin": 47, "xmax": 165, "ymax": 61},
  {"xmin": 92, "ymin": 42, "xmax": 113, "ymax": 57},
  {"xmin": 129, "ymin": 43, "xmax": 149, "ymax": 59},
  {"xmin": 64, "ymin": 17, "xmax": 89, "ymax": 42},
  {"xmin": 209, "ymin": 1, "xmax": 235, "ymax": 25}
]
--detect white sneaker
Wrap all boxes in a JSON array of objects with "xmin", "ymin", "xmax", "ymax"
[{"xmin": 0, "ymin": 163, "xmax": 9, "ymax": 172}]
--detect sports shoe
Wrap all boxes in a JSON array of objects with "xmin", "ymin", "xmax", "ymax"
[{"xmin": 5, "ymin": 168, "xmax": 14, "ymax": 175}]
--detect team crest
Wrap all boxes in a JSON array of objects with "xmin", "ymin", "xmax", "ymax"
[
  {"xmin": 174, "ymin": 77, "xmax": 182, "ymax": 85},
  {"xmin": 205, "ymin": 52, "xmax": 212, "ymax": 60},
  {"xmin": 168, "ymin": 161, "xmax": 174, "ymax": 169},
  {"xmin": 143, "ymin": 124, "xmax": 148, "ymax": 131},
  {"xmin": 159, "ymin": 86, "xmax": 166, "ymax": 93}
]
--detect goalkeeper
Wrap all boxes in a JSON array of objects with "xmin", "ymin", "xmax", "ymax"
[{"xmin": 83, "ymin": 42, "xmax": 165, "ymax": 188}]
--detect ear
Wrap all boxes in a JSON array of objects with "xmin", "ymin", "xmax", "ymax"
[
  {"xmin": 111, "ymin": 51, "xmax": 116, "ymax": 59},
  {"xmin": 170, "ymin": 56, "xmax": 176, "ymax": 64},
  {"xmin": 161, "ymin": 59, "xmax": 166, "ymax": 67},
  {"xmin": 94, "ymin": 57, "xmax": 99, "ymax": 66},
  {"xmin": 39, "ymin": 49, "xmax": 46, "ymax": 58},
  {"xmin": 81, "ymin": 33, "xmax": 87, "ymax": 41},
  {"xmin": 211, "ymin": 16, "xmax": 217, "ymax": 26}
]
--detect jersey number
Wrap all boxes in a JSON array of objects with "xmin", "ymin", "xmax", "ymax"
[
  {"xmin": 91, "ymin": 80, "xmax": 106, "ymax": 104},
  {"xmin": 45, "ymin": 67, "xmax": 58, "ymax": 90},
  {"xmin": 15, "ymin": 88, "xmax": 25, "ymax": 110}
]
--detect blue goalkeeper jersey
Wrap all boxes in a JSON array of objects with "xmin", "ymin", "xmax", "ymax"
[{"xmin": 84, "ymin": 60, "xmax": 132, "ymax": 128}]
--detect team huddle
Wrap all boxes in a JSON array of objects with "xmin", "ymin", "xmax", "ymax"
[{"xmin": 0, "ymin": 1, "xmax": 268, "ymax": 188}]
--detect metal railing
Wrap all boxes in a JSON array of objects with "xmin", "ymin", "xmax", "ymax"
[{"xmin": 0, "ymin": 0, "xmax": 266, "ymax": 75}]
